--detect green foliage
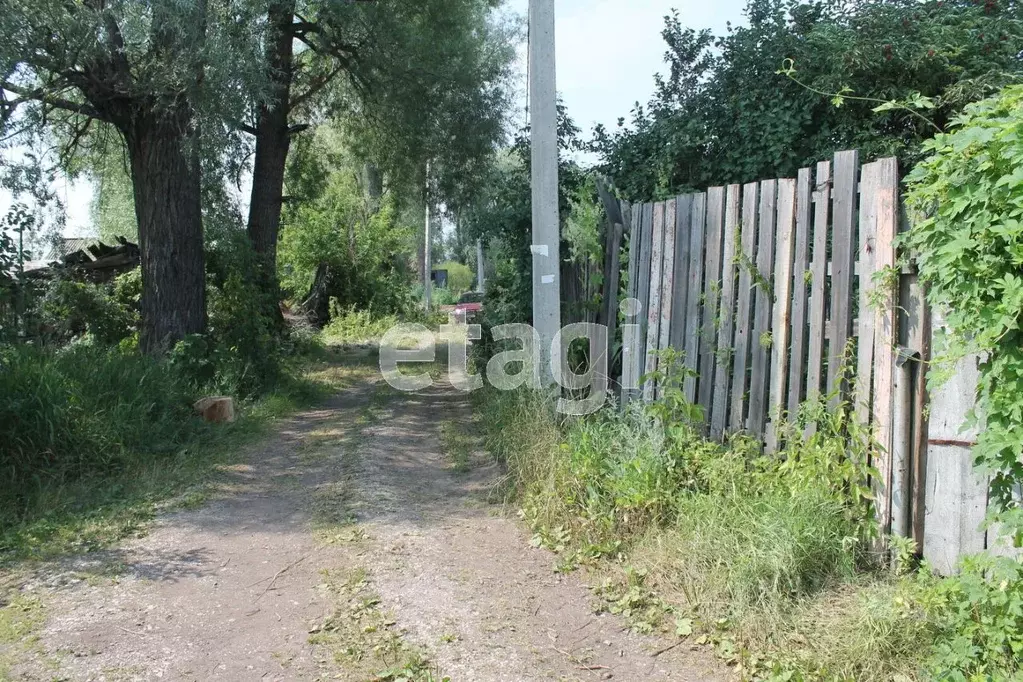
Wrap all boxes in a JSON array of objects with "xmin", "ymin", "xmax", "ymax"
[
  {"xmin": 474, "ymin": 366, "xmax": 933, "ymax": 680},
  {"xmin": 38, "ymin": 278, "xmax": 136, "ymax": 346},
  {"xmin": 321, "ymin": 306, "xmax": 401, "ymax": 347},
  {"xmin": 435, "ymin": 261, "xmax": 474, "ymax": 296},
  {"xmin": 923, "ymin": 553, "xmax": 1023, "ymax": 680},
  {"xmin": 903, "ymin": 85, "xmax": 1023, "ymax": 541},
  {"xmin": 89, "ymin": 143, "xmax": 138, "ymax": 244},
  {"xmin": 595, "ymin": 0, "xmax": 1023, "ymax": 199},
  {"xmin": 280, "ymin": 124, "xmax": 419, "ymax": 316},
  {"xmin": 564, "ymin": 175, "xmax": 603, "ymax": 265},
  {"xmin": 462, "ymin": 106, "xmax": 591, "ymax": 333},
  {"xmin": 0, "ymin": 344, "xmax": 196, "ymax": 513},
  {"xmin": 330, "ymin": 0, "xmax": 517, "ymax": 210},
  {"xmin": 431, "ymin": 287, "xmax": 456, "ymax": 307},
  {"xmin": 201, "ymin": 226, "xmax": 285, "ymax": 398}
]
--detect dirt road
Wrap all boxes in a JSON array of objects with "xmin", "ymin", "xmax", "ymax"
[{"xmin": 3, "ymin": 358, "xmax": 725, "ymax": 681}]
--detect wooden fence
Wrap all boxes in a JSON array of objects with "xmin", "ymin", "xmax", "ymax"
[{"xmin": 591, "ymin": 149, "xmax": 936, "ymax": 553}]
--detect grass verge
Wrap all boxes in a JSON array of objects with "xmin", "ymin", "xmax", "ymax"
[
  {"xmin": 472, "ymin": 382, "xmax": 958, "ymax": 681},
  {"xmin": 0, "ymin": 347, "xmax": 378, "ymax": 567}
]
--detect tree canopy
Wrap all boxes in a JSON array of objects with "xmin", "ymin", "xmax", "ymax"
[{"xmin": 593, "ymin": 0, "xmax": 1023, "ymax": 200}]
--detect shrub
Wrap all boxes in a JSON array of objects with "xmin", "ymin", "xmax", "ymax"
[
  {"xmin": 202, "ymin": 226, "xmax": 285, "ymax": 398},
  {"xmin": 436, "ymin": 261, "xmax": 474, "ymax": 295},
  {"xmin": 925, "ymin": 553, "xmax": 1023, "ymax": 680},
  {"xmin": 321, "ymin": 304, "xmax": 401, "ymax": 346},
  {"xmin": 38, "ymin": 277, "xmax": 135, "ymax": 345}
]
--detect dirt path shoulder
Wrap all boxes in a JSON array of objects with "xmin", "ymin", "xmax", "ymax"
[{"xmin": 3, "ymin": 358, "xmax": 727, "ymax": 682}]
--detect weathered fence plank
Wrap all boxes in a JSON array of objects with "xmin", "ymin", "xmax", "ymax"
[
  {"xmin": 621, "ymin": 204, "xmax": 640, "ymax": 406},
  {"xmin": 711, "ymin": 185, "xmax": 741, "ymax": 438},
  {"xmin": 669, "ymin": 195, "xmax": 694, "ymax": 352},
  {"xmin": 748, "ymin": 180, "xmax": 777, "ymax": 437},
  {"xmin": 767, "ymin": 178, "xmax": 797, "ymax": 449},
  {"xmin": 636, "ymin": 204, "xmax": 655, "ymax": 391},
  {"xmin": 605, "ymin": 219, "xmax": 625, "ymax": 391},
  {"xmin": 698, "ymin": 187, "xmax": 726, "ymax": 418},
  {"xmin": 871, "ymin": 157, "xmax": 900, "ymax": 534},
  {"xmin": 924, "ymin": 333, "xmax": 986, "ymax": 575},
  {"xmin": 828, "ymin": 150, "xmax": 860, "ymax": 405},
  {"xmin": 806, "ymin": 161, "xmax": 831, "ymax": 402},
  {"xmin": 787, "ymin": 168, "xmax": 813, "ymax": 416},
  {"xmin": 659, "ymin": 200, "xmax": 678, "ymax": 351},
  {"xmin": 730, "ymin": 182, "xmax": 759, "ymax": 431},
  {"xmin": 854, "ymin": 161, "xmax": 880, "ymax": 429},
  {"xmin": 683, "ymin": 193, "xmax": 707, "ymax": 403},
  {"xmin": 657, "ymin": 200, "xmax": 678, "ymax": 398},
  {"xmin": 644, "ymin": 202, "xmax": 667, "ymax": 402}
]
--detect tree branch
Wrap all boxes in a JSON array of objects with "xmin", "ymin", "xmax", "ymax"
[
  {"xmin": 290, "ymin": 62, "xmax": 345, "ymax": 109},
  {"xmin": 294, "ymin": 32, "xmax": 321, "ymax": 53},
  {"xmin": 0, "ymin": 82, "xmax": 107, "ymax": 121}
]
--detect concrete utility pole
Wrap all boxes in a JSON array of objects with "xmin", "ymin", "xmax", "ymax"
[
  {"xmin": 477, "ymin": 238, "xmax": 486, "ymax": 293},
  {"xmin": 529, "ymin": 0, "xmax": 560, "ymax": 384},
  {"xmin": 423, "ymin": 161, "xmax": 432, "ymax": 311}
]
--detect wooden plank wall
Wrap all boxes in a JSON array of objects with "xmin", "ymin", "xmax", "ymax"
[
  {"xmin": 614, "ymin": 150, "xmax": 927, "ymax": 548},
  {"xmin": 603, "ymin": 149, "xmax": 1019, "ymax": 572}
]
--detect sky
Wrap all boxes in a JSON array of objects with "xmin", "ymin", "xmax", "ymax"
[
  {"xmin": 2, "ymin": 0, "xmax": 748, "ymax": 238},
  {"xmin": 506, "ymin": 0, "xmax": 746, "ymax": 144}
]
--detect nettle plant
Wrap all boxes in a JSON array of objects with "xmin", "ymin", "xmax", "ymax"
[{"xmin": 903, "ymin": 85, "xmax": 1023, "ymax": 543}]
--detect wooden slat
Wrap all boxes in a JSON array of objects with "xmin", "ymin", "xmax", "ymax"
[
  {"xmin": 711, "ymin": 185, "xmax": 741, "ymax": 439},
  {"xmin": 872, "ymin": 157, "xmax": 900, "ymax": 535},
  {"xmin": 644, "ymin": 202, "xmax": 667, "ymax": 402},
  {"xmin": 828, "ymin": 150, "xmax": 860, "ymax": 405},
  {"xmin": 621, "ymin": 204, "xmax": 640, "ymax": 408},
  {"xmin": 767, "ymin": 178, "xmax": 797, "ymax": 449},
  {"xmin": 656, "ymin": 200, "xmax": 678, "ymax": 401},
  {"xmin": 636, "ymin": 203, "xmax": 655, "ymax": 395},
  {"xmin": 597, "ymin": 213, "xmax": 617, "ymax": 330},
  {"xmin": 669, "ymin": 195, "xmax": 694, "ymax": 351},
  {"xmin": 854, "ymin": 162, "xmax": 880, "ymax": 429},
  {"xmin": 787, "ymin": 168, "xmax": 813, "ymax": 416},
  {"xmin": 698, "ymin": 187, "xmax": 726, "ymax": 420},
  {"xmin": 923, "ymin": 318, "xmax": 986, "ymax": 575},
  {"xmin": 682, "ymin": 193, "xmax": 707, "ymax": 403},
  {"xmin": 806, "ymin": 161, "xmax": 831, "ymax": 402},
  {"xmin": 625, "ymin": 202, "xmax": 641, "ymax": 302},
  {"xmin": 748, "ymin": 180, "xmax": 777, "ymax": 438},
  {"xmin": 730, "ymin": 182, "xmax": 759, "ymax": 432},
  {"xmin": 658, "ymin": 199, "xmax": 678, "ymax": 357},
  {"xmin": 605, "ymin": 220, "xmax": 625, "ymax": 393}
]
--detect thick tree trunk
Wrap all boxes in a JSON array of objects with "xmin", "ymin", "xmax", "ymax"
[
  {"xmin": 126, "ymin": 120, "xmax": 206, "ymax": 354},
  {"xmin": 246, "ymin": 0, "xmax": 295, "ymax": 269}
]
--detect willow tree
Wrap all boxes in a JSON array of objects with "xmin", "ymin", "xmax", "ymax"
[{"xmin": 0, "ymin": 0, "xmax": 262, "ymax": 352}]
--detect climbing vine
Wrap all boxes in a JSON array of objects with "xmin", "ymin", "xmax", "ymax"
[{"xmin": 903, "ymin": 85, "xmax": 1023, "ymax": 544}]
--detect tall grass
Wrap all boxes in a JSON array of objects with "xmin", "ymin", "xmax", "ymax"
[
  {"xmin": 0, "ymin": 341, "xmax": 356, "ymax": 562},
  {"xmin": 321, "ymin": 307, "xmax": 402, "ymax": 346},
  {"xmin": 474, "ymin": 384, "xmax": 937, "ymax": 680},
  {"xmin": 0, "ymin": 344, "xmax": 196, "ymax": 493}
]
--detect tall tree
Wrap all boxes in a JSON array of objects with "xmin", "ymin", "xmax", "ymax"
[
  {"xmin": 0, "ymin": 0, "xmax": 262, "ymax": 352},
  {"xmin": 242, "ymin": 0, "xmax": 515, "ymax": 293}
]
